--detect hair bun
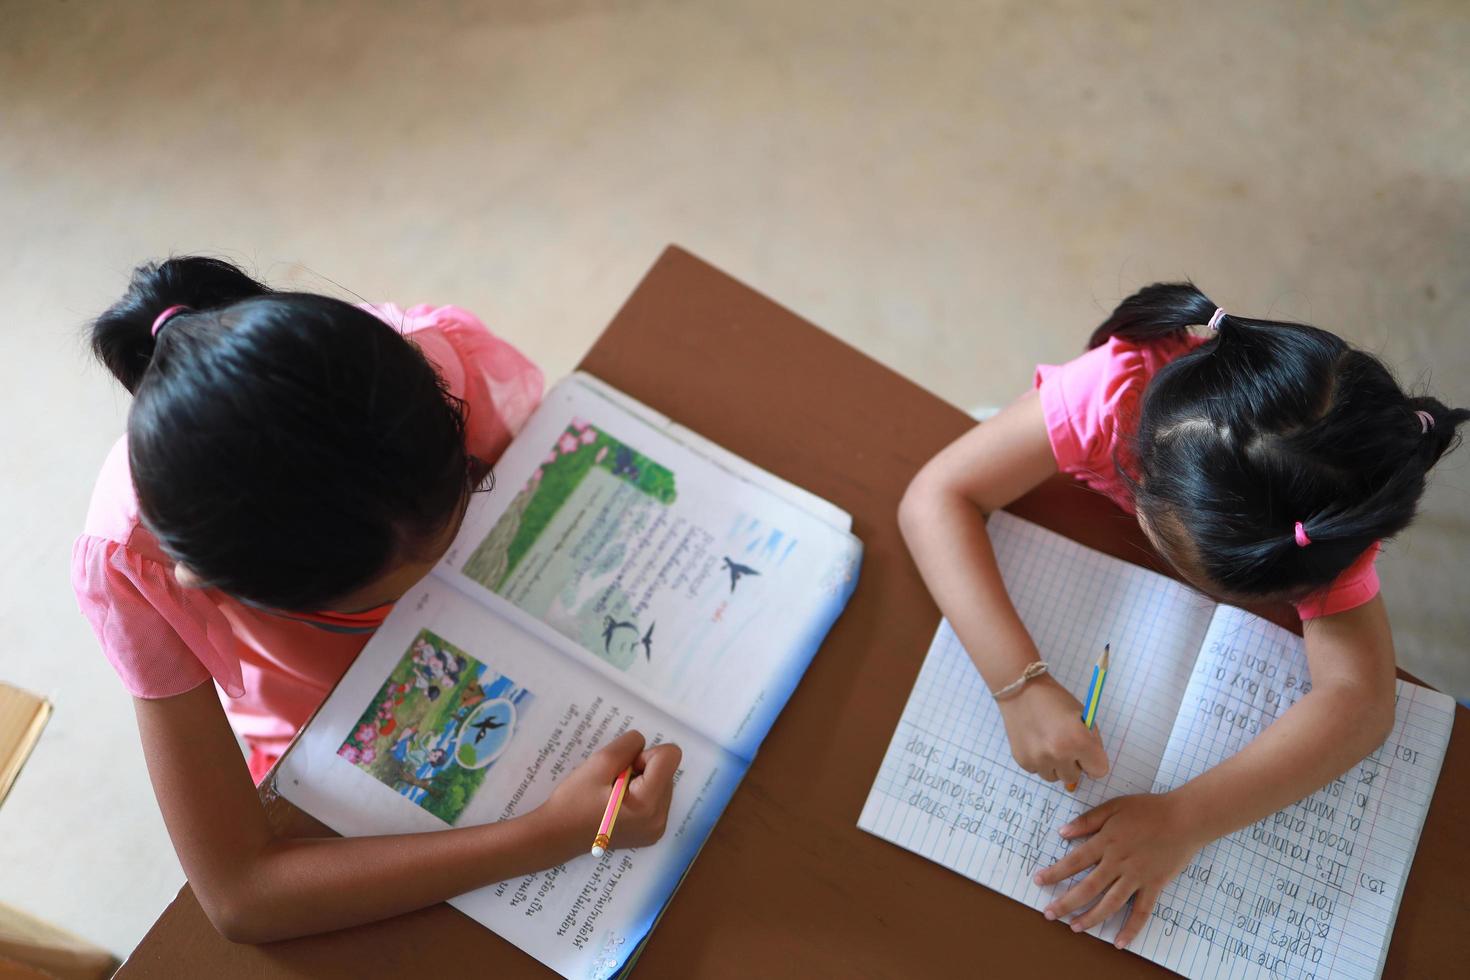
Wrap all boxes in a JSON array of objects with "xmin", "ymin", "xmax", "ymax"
[
  {"xmin": 89, "ymin": 257, "xmax": 271, "ymax": 393},
  {"xmin": 1407, "ymin": 396, "xmax": 1470, "ymax": 464},
  {"xmin": 1088, "ymin": 281, "xmax": 1220, "ymax": 350}
]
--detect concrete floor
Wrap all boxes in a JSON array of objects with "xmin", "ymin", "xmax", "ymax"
[{"xmin": 2, "ymin": 0, "xmax": 1466, "ymax": 959}]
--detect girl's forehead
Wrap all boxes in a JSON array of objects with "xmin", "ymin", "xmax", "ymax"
[
  {"xmin": 1135, "ymin": 507, "xmax": 1226, "ymax": 600},
  {"xmin": 1137, "ymin": 505, "xmax": 1301, "ymax": 608}
]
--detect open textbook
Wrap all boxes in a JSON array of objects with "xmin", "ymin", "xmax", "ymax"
[
  {"xmin": 860, "ymin": 511, "xmax": 1454, "ymax": 980},
  {"xmin": 278, "ymin": 374, "xmax": 862, "ymax": 979}
]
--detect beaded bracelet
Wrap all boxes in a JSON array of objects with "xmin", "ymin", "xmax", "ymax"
[{"xmin": 991, "ymin": 661, "xmax": 1049, "ymax": 700}]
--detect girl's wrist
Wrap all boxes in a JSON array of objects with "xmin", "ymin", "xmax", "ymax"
[
  {"xmin": 990, "ymin": 660, "xmax": 1050, "ymax": 700},
  {"xmin": 995, "ymin": 671, "xmax": 1060, "ymax": 710},
  {"xmin": 976, "ymin": 643, "xmax": 1049, "ymax": 699},
  {"xmin": 496, "ymin": 806, "xmax": 583, "ymax": 872},
  {"xmin": 1161, "ymin": 783, "xmax": 1225, "ymax": 847},
  {"xmin": 538, "ymin": 804, "xmax": 587, "ymax": 864}
]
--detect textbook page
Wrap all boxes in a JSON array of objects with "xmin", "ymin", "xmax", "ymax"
[
  {"xmin": 859, "ymin": 512, "xmax": 1216, "ymax": 909},
  {"xmin": 569, "ymin": 373, "xmax": 853, "ymax": 533},
  {"xmin": 277, "ymin": 578, "xmax": 745, "ymax": 980},
  {"xmin": 1129, "ymin": 605, "xmax": 1455, "ymax": 980},
  {"xmin": 443, "ymin": 377, "xmax": 863, "ymax": 759}
]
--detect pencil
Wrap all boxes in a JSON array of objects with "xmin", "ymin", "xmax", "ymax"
[
  {"xmin": 590, "ymin": 766, "xmax": 632, "ymax": 857},
  {"xmin": 1065, "ymin": 643, "xmax": 1110, "ymax": 792}
]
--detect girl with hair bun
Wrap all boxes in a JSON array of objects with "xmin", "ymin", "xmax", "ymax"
[
  {"xmin": 899, "ymin": 282, "xmax": 1467, "ymax": 947},
  {"xmin": 73, "ymin": 257, "xmax": 682, "ymax": 942}
]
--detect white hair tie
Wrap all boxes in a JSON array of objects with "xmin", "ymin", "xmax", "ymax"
[{"xmin": 1207, "ymin": 307, "xmax": 1227, "ymax": 331}]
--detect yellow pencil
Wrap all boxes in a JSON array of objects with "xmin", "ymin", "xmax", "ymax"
[{"xmin": 1066, "ymin": 643, "xmax": 1109, "ymax": 792}]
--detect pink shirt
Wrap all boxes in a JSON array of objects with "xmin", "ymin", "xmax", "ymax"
[
  {"xmin": 72, "ymin": 304, "xmax": 543, "ymax": 751},
  {"xmin": 1034, "ymin": 334, "xmax": 1379, "ymax": 620}
]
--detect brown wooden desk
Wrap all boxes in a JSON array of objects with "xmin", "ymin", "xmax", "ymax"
[{"xmin": 118, "ymin": 247, "xmax": 1469, "ymax": 977}]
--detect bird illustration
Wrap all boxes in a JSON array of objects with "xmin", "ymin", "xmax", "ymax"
[
  {"xmin": 639, "ymin": 622, "xmax": 655, "ymax": 661},
  {"xmin": 722, "ymin": 557, "xmax": 761, "ymax": 593},
  {"xmin": 470, "ymin": 715, "xmax": 507, "ymax": 744},
  {"xmin": 601, "ymin": 615, "xmax": 639, "ymax": 653}
]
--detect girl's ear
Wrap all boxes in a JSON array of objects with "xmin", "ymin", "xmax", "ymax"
[{"xmin": 173, "ymin": 563, "xmax": 206, "ymax": 589}]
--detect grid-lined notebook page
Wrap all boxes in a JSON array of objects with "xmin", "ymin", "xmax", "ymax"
[
  {"xmin": 1134, "ymin": 605, "xmax": 1455, "ymax": 980},
  {"xmin": 859, "ymin": 512, "xmax": 1216, "ymax": 917}
]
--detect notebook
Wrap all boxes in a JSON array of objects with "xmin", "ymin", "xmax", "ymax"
[
  {"xmin": 278, "ymin": 373, "xmax": 862, "ymax": 979},
  {"xmin": 859, "ymin": 511, "xmax": 1454, "ymax": 980}
]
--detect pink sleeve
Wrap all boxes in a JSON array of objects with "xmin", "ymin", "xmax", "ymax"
[
  {"xmin": 71, "ymin": 535, "xmax": 244, "ymax": 699},
  {"xmin": 1294, "ymin": 542, "xmax": 1381, "ymax": 620},
  {"xmin": 363, "ymin": 303, "xmax": 544, "ymax": 462},
  {"xmin": 1032, "ymin": 338, "xmax": 1147, "ymax": 478}
]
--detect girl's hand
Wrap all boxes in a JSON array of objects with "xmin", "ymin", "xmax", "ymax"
[
  {"xmin": 996, "ymin": 676, "xmax": 1109, "ymax": 785},
  {"xmin": 537, "ymin": 730, "xmax": 683, "ymax": 859},
  {"xmin": 1033, "ymin": 793, "xmax": 1204, "ymax": 948}
]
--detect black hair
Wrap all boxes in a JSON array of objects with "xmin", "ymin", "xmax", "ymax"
[
  {"xmin": 1092, "ymin": 282, "xmax": 1469, "ymax": 600},
  {"xmin": 441, "ymin": 653, "xmax": 465, "ymax": 682},
  {"xmin": 90, "ymin": 256, "xmax": 478, "ymax": 610}
]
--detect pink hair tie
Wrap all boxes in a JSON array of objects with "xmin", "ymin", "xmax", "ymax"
[
  {"xmin": 1293, "ymin": 521, "xmax": 1312, "ymax": 548},
  {"xmin": 151, "ymin": 304, "xmax": 190, "ymax": 337},
  {"xmin": 1415, "ymin": 409, "xmax": 1435, "ymax": 434},
  {"xmin": 1206, "ymin": 307, "xmax": 1227, "ymax": 331}
]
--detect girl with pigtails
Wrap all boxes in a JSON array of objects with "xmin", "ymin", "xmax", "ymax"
[{"xmin": 899, "ymin": 282, "xmax": 1467, "ymax": 947}]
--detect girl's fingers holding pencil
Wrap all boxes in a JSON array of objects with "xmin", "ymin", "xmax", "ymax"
[
  {"xmin": 618, "ymin": 742, "xmax": 682, "ymax": 845},
  {"xmin": 635, "ymin": 742, "xmax": 682, "ymax": 777},
  {"xmin": 1079, "ymin": 726, "xmax": 1109, "ymax": 779},
  {"xmin": 632, "ymin": 742, "xmax": 682, "ymax": 798},
  {"xmin": 539, "ymin": 730, "xmax": 649, "ymax": 856},
  {"xmin": 591, "ymin": 730, "xmax": 647, "ymax": 777}
]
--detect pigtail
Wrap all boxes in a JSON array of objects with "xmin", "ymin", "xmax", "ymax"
[
  {"xmin": 1406, "ymin": 396, "xmax": 1470, "ymax": 467},
  {"xmin": 1087, "ymin": 281, "xmax": 1220, "ymax": 350},
  {"xmin": 1289, "ymin": 470, "xmax": 1418, "ymax": 565},
  {"xmin": 1227, "ymin": 393, "xmax": 1470, "ymax": 596},
  {"xmin": 90, "ymin": 256, "xmax": 271, "ymax": 393}
]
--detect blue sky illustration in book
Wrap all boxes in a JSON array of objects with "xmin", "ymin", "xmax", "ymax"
[
  {"xmin": 337, "ymin": 629, "xmax": 534, "ymax": 824},
  {"xmin": 642, "ymin": 511, "xmax": 803, "ymax": 691},
  {"xmin": 701, "ymin": 513, "xmax": 797, "ymax": 614}
]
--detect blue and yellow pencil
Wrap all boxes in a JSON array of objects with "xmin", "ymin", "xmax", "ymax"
[{"xmin": 1066, "ymin": 643, "xmax": 1109, "ymax": 792}]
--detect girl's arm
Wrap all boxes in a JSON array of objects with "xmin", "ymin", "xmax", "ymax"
[
  {"xmin": 898, "ymin": 390, "xmax": 1108, "ymax": 785},
  {"xmin": 136, "ymin": 682, "xmax": 680, "ymax": 943},
  {"xmin": 1037, "ymin": 596, "xmax": 1397, "ymax": 945}
]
